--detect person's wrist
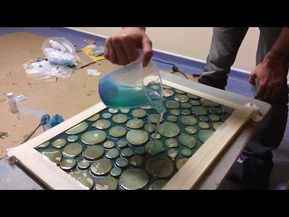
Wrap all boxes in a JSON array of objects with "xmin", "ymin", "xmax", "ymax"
[
  {"xmin": 266, "ymin": 48, "xmax": 287, "ymax": 62},
  {"xmin": 263, "ymin": 50, "xmax": 287, "ymax": 77},
  {"xmin": 121, "ymin": 27, "xmax": 146, "ymax": 32},
  {"xmin": 263, "ymin": 53, "xmax": 282, "ymax": 68}
]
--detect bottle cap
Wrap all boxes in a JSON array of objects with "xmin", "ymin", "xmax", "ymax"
[{"xmin": 6, "ymin": 92, "xmax": 14, "ymax": 97}]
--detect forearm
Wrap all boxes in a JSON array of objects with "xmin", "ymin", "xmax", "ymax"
[
  {"xmin": 121, "ymin": 27, "xmax": 146, "ymax": 32},
  {"xmin": 267, "ymin": 27, "xmax": 289, "ymax": 61}
]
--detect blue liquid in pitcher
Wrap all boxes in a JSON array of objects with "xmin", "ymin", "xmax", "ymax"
[{"xmin": 99, "ymin": 74, "xmax": 165, "ymax": 113}]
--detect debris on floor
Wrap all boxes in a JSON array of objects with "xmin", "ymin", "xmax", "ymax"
[
  {"xmin": 0, "ymin": 132, "xmax": 8, "ymax": 139},
  {"xmin": 23, "ymin": 58, "xmax": 74, "ymax": 79},
  {"xmin": 87, "ymin": 68, "xmax": 101, "ymax": 77},
  {"xmin": 14, "ymin": 95, "xmax": 27, "ymax": 103},
  {"xmin": 82, "ymin": 45, "xmax": 105, "ymax": 62},
  {"xmin": 49, "ymin": 114, "xmax": 64, "ymax": 128},
  {"xmin": 6, "ymin": 92, "xmax": 19, "ymax": 113},
  {"xmin": 84, "ymin": 38, "xmax": 96, "ymax": 45},
  {"xmin": 23, "ymin": 37, "xmax": 79, "ymax": 79}
]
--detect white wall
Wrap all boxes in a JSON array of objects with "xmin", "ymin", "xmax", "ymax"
[{"xmin": 76, "ymin": 27, "xmax": 261, "ymax": 72}]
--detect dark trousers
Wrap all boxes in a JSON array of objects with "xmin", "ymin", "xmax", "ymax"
[{"xmin": 199, "ymin": 27, "xmax": 289, "ymax": 188}]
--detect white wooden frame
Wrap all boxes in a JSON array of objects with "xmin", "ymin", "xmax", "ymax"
[{"xmin": 7, "ymin": 76, "xmax": 255, "ymax": 190}]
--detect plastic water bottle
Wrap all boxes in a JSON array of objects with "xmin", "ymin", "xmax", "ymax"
[{"xmin": 6, "ymin": 92, "xmax": 19, "ymax": 113}]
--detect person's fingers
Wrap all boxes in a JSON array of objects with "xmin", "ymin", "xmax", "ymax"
[
  {"xmin": 142, "ymin": 38, "xmax": 153, "ymax": 66},
  {"xmin": 121, "ymin": 35, "xmax": 138, "ymax": 63},
  {"xmin": 105, "ymin": 30, "xmax": 153, "ymax": 66},
  {"xmin": 110, "ymin": 36, "xmax": 129, "ymax": 65},
  {"xmin": 257, "ymin": 81, "xmax": 266, "ymax": 99},
  {"xmin": 104, "ymin": 39, "xmax": 110, "ymax": 59},
  {"xmin": 249, "ymin": 72, "xmax": 257, "ymax": 85},
  {"xmin": 106, "ymin": 38, "xmax": 118, "ymax": 64}
]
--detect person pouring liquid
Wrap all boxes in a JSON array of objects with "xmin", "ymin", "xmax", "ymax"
[
  {"xmin": 99, "ymin": 27, "xmax": 164, "ymax": 113},
  {"xmin": 104, "ymin": 27, "xmax": 289, "ymax": 190}
]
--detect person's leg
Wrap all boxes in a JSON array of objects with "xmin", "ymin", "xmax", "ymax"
[
  {"xmin": 199, "ymin": 27, "xmax": 249, "ymax": 89},
  {"xmin": 242, "ymin": 27, "xmax": 289, "ymax": 189}
]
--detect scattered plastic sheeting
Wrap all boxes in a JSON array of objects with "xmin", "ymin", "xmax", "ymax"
[
  {"xmin": 23, "ymin": 37, "xmax": 78, "ymax": 79},
  {"xmin": 23, "ymin": 59, "xmax": 73, "ymax": 79}
]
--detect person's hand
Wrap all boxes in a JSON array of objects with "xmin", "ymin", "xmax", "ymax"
[
  {"xmin": 104, "ymin": 27, "xmax": 153, "ymax": 66},
  {"xmin": 249, "ymin": 56, "xmax": 287, "ymax": 102}
]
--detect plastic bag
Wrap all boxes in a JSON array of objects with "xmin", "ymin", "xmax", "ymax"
[
  {"xmin": 23, "ymin": 37, "xmax": 78, "ymax": 79},
  {"xmin": 42, "ymin": 37, "xmax": 79, "ymax": 66}
]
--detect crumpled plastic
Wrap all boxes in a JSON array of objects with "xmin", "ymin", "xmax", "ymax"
[
  {"xmin": 43, "ymin": 38, "xmax": 79, "ymax": 66},
  {"xmin": 23, "ymin": 59, "xmax": 73, "ymax": 79},
  {"xmin": 23, "ymin": 37, "xmax": 78, "ymax": 79}
]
